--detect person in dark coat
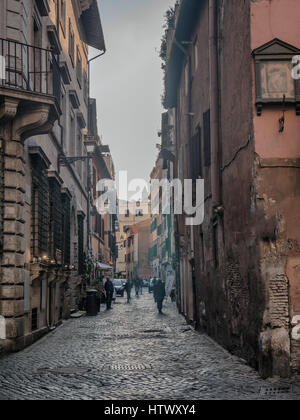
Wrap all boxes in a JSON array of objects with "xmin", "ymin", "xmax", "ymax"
[
  {"xmin": 139, "ymin": 277, "xmax": 143, "ymax": 295},
  {"xmin": 153, "ymin": 277, "xmax": 158, "ymax": 302},
  {"xmin": 125, "ymin": 279, "xmax": 132, "ymax": 303},
  {"xmin": 104, "ymin": 277, "xmax": 114, "ymax": 310},
  {"xmin": 154, "ymin": 278, "xmax": 166, "ymax": 314},
  {"xmin": 134, "ymin": 277, "xmax": 140, "ymax": 297}
]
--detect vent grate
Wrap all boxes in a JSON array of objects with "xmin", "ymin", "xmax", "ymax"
[
  {"xmin": 260, "ymin": 386, "xmax": 291, "ymax": 396},
  {"xmin": 108, "ymin": 364, "xmax": 152, "ymax": 371}
]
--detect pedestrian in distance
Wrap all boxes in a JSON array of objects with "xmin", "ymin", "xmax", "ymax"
[
  {"xmin": 154, "ymin": 278, "xmax": 166, "ymax": 314},
  {"xmin": 134, "ymin": 277, "xmax": 140, "ymax": 298},
  {"xmin": 104, "ymin": 277, "xmax": 114, "ymax": 310},
  {"xmin": 139, "ymin": 277, "xmax": 143, "ymax": 295},
  {"xmin": 170, "ymin": 288, "xmax": 176, "ymax": 302},
  {"xmin": 153, "ymin": 277, "xmax": 158, "ymax": 302},
  {"xmin": 125, "ymin": 279, "xmax": 132, "ymax": 303}
]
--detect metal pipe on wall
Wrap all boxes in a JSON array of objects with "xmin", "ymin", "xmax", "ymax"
[
  {"xmin": 209, "ymin": 0, "xmax": 221, "ymax": 208},
  {"xmin": 87, "ymin": 50, "xmax": 106, "ymax": 254}
]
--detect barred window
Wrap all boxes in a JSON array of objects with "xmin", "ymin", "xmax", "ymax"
[
  {"xmin": 77, "ymin": 214, "xmax": 84, "ymax": 274},
  {"xmin": 62, "ymin": 192, "xmax": 71, "ymax": 265},
  {"xmin": 31, "ymin": 155, "xmax": 50, "ymax": 258},
  {"xmin": 31, "ymin": 308, "xmax": 38, "ymax": 331},
  {"xmin": 49, "ymin": 178, "xmax": 63, "ymax": 263}
]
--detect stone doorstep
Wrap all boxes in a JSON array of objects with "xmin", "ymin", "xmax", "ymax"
[{"xmin": 70, "ymin": 311, "xmax": 86, "ymax": 319}]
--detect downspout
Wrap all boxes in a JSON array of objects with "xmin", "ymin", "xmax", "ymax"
[
  {"xmin": 55, "ymin": 1, "xmax": 65, "ymax": 153},
  {"xmin": 187, "ymin": 53, "xmax": 197, "ymax": 325},
  {"xmin": 174, "ymin": 33, "xmax": 198, "ymax": 324},
  {"xmin": 87, "ymin": 50, "xmax": 106, "ymax": 255},
  {"xmin": 209, "ymin": 0, "xmax": 221, "ymax": 208}
]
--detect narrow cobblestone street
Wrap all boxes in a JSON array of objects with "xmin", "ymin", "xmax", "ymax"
[{"xmin": 0, "ymin": 293, "xmax": 299, "ymax": 400}]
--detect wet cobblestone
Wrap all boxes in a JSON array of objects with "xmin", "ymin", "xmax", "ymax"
[{"xmin": 0, "ymin": 293, "xmax": 299, "ymax": 400}]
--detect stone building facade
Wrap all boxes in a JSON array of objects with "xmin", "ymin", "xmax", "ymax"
[
  {"xmin": 149, "ymin": 112, "xmax": 177, "ymax": 287},
  {"xmin": 0, "ymin": 0, "xmax": 105, "ymax": 354},
  {"xmin": 116, "ymin": 200, "xmax": 150, "ymax": 278},
  {"xmin": 124, "ymin": 218, "xmax": 151, "ymax": 281},
  {"xmin": 88, "ymin": 99, "xmax": 117, "ymax": 270},
  {"xmin": 164, "ymin": 0, "xmax": 300, "ymax": 377}
]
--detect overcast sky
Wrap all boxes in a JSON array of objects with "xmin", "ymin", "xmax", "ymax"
[{"xmin": 91, "ymin": 0, "xmax": 174, "ymax": 188}]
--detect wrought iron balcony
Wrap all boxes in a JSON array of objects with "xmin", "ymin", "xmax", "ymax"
[{"xmin": 0, "ymin": 38, "xmax": 60, "ymax": 103}]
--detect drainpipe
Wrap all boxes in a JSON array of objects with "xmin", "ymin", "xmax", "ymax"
[
  {"xmin": 86, "ymin": 50, "xmax": 106, "ymax": 255},
  {"xmin": 187, "ymin": 53, "xmax": 198, "ymax": 325},
  {"xmin": 209, "ymin": 0, "xmax": 221, "ymax": 208}
]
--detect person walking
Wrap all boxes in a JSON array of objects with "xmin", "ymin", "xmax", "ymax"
[
  {"xmin": 104, "ymin": 277, "xmax": 114, "ymax": 310},
  {"xmin": 139, "ymin": 277, "xmax": 143, "ymax": 295},
  {"xmin": 125, "ymin": 279, "xmax": 132, "ymax": 303},
  {"xmin": 153, "ymin": 277, "xmax": 158, "ymax": 302},
  {"xmin": 134, "ymin": 277, "xmax": 139, "ymax": 298},
  {"xmin": 154, "ymin": 278, "xmax": 166, "ymax": 314}
]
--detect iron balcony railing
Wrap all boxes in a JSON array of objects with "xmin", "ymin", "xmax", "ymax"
[{"xmin": 0, "ymin": 38, "xmax": 60, "ymax": 102}]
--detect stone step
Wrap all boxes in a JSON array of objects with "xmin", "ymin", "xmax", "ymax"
[{"xmin": 70, "ymin": 311, "xmax": 86, "ymax": 319}]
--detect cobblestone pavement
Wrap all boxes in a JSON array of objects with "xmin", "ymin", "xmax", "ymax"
[{"xmin": 0, "ymin": 293, "xmax": 300, "ymax": 400}]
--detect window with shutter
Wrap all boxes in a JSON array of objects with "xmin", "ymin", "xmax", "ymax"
[
  {"xmin": 189, "ymin": 127, "xmax": 202, "ymax": 179},
  {"xmin": 76, "ymin": 46, "xmax": 82, "ymax": 88},
  {"xmin": 69, "ymin": 20, "xmax": 75, "ymax": 66},
  {"xmin": 60, "ymin": 0, "xmax": 66, "ymax": 35},
  {"xmin": 101, "ymin": 219, "xmax": 105, "ymax": 240}
]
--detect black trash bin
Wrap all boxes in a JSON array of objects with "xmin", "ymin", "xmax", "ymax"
[{"xmin": 86, "ymin": 289, "xmax": 98, "ymax": 316}]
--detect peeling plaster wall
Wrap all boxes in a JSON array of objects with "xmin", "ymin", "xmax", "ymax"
[
  {"xmin": 251, "ymin": 0, "xmax": 300, "ymax": 376},
  {"xmin": 189, "ymin": 0, "xmax": 300, "ymax": 378},
  {"xmin": 215, "ymin": 0, "xmax": 260, "ymax": 365}
]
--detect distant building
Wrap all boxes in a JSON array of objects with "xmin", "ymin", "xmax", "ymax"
[
  {"xmin": 124, "ymin": 219, "xmax": 152, "ymax": 281},
  {"xmin": 149, "ymin": 112, "xmax": 176, "ymax": 286},
  {"xmin": 116, "ymin": 200, "xmax": 150, "ymax": 278},
  {"xmin": 87, "ymin": 99, "xmax": 117, "ymax": 273}
]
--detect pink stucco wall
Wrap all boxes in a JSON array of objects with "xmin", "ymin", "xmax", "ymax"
[
  {"xmin": 251, "ymin": 0, "xmax": 300, "ymax": 51},
  {"xmin": 251, "ymin": 0, "xmax": 300, "ymax": 158},
  {"xmin": 251, "ymin": 0, "xmax": 300, "ymax": 373},
  {"xmin": 254, "ymin": 109, "xmax": 300, "ymax": 158}
]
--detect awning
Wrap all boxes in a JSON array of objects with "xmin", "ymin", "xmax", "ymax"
[{"xmin": 97, "ymin": 262, "xmax": 113, "ymax": 270}]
